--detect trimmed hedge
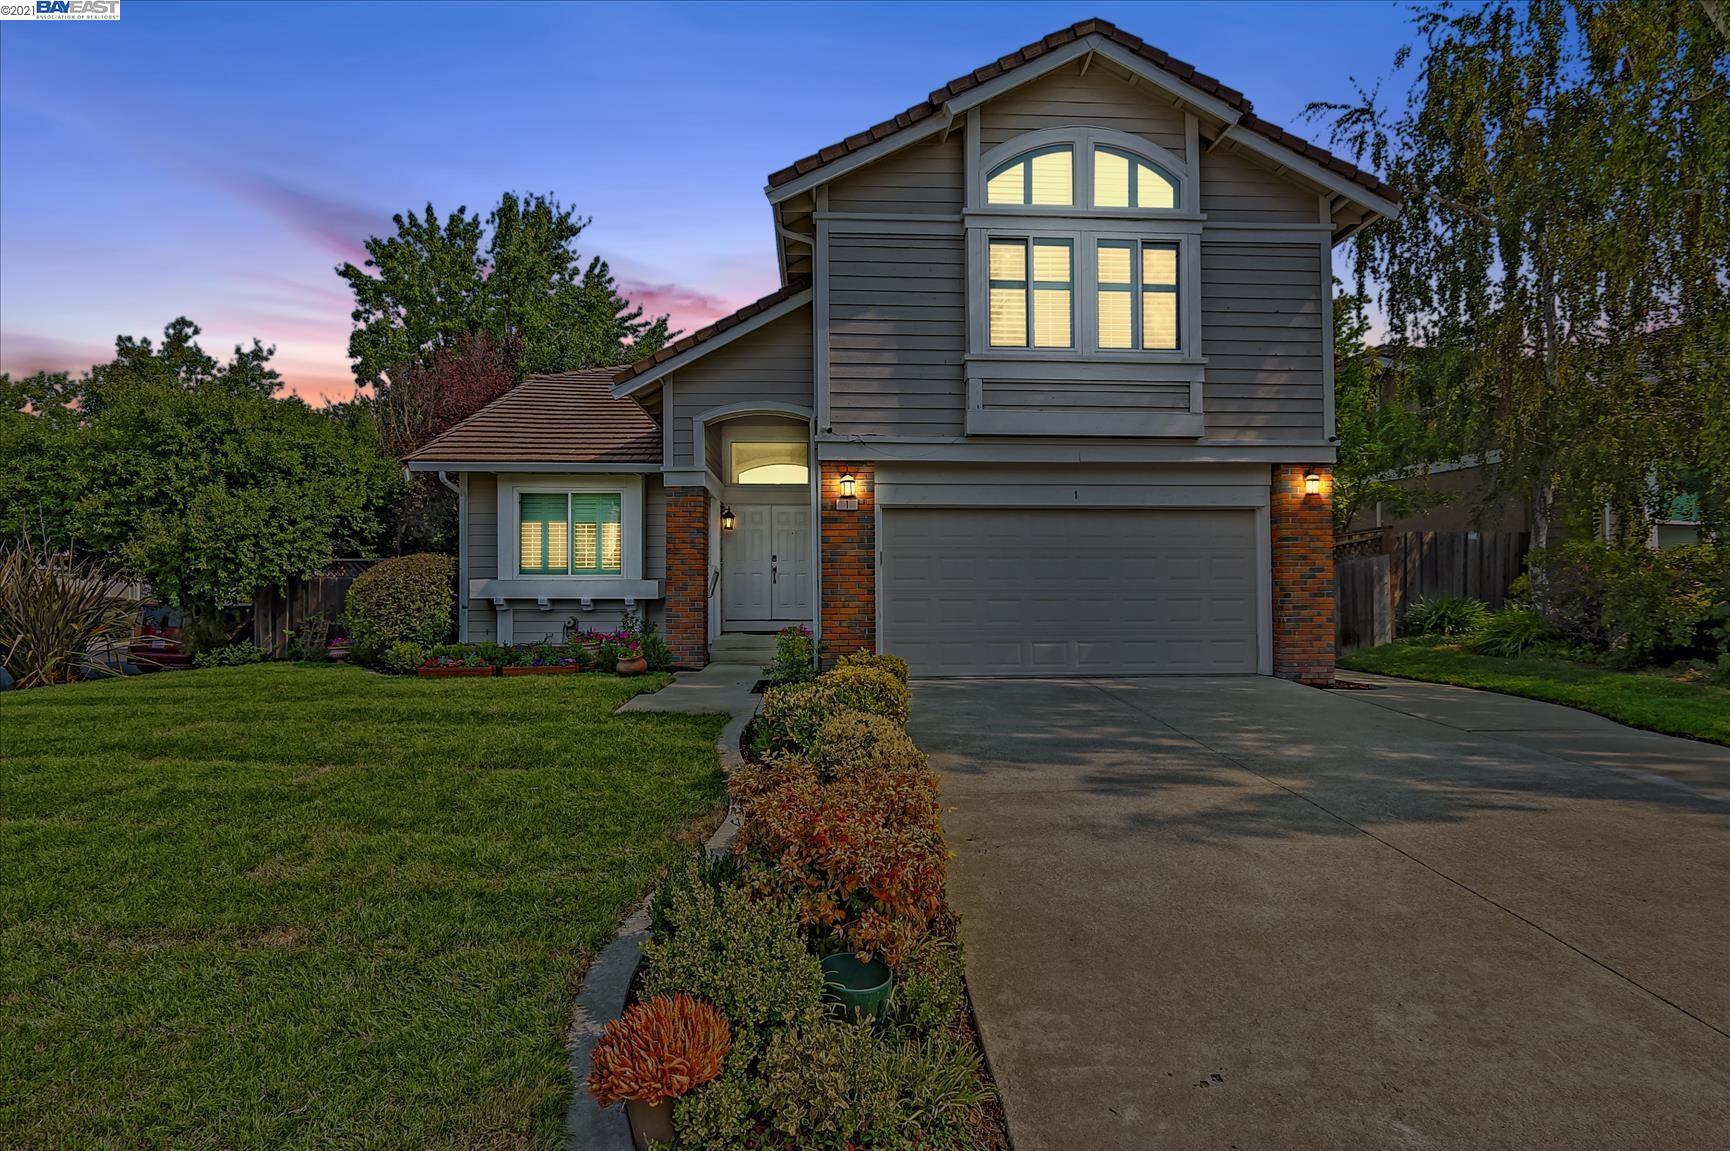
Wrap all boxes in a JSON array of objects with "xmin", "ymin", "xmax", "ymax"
[
  {"xmin": 756, "ymin": 664, "xmax": 910, "ymax": 756},
  {"xmin": 835, "ymin": 649, "xmax": 910, "ymax": 685},
  {"xmin": 344, "ymin": 554, "xmax": 455, "ymax": 660}
]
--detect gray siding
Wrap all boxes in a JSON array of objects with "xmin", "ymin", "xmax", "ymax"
[
  {"xmin": 668, "ymin": 307, "xmax": 813, "ymax": 471},
  {"xmin": 827, "ymin": 232, "xmax": 966, "ymax": 437},
  {"xmin": 1200, "ymin": 146, "xmax": 1319, "ymax": 223},
  {"xmin": 465, "ymin": 472, "xmax": 498, "ymax": 642},
  {"xmin": 981, "ymin": 380, "xmax": 1189, "ymax": 412},
  {"xmin": 979, "ymin": 67, "xmax": 1186, "ymax": 154},
  {"xmin": 828, "ymin": 136, "xmax": 963, "ymax": 215},
  {"xmin": 644, "ymin": 475, "xmax": 666, "ymax": 581},
  {"xmin": 1201, "ymin": 241, "xmax": 1326, "ymax": 441}
]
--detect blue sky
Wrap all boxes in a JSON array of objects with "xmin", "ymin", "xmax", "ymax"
[{"xmin": 0, "ymin": 1, "xmax": 1416, "ymax": 402}]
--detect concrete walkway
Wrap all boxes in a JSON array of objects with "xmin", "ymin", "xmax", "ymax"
[{"xmin": 913, "ymin": 676, "xmax": 1730, "ymax": 1150}]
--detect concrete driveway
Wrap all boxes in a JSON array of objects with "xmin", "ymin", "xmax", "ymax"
[{"xmin": 912, "ymin": 675, "xmax": 1730, "ymax": 1150}]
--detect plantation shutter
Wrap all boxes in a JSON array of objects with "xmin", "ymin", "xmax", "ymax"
[
  {"xmin": 519, "ymin": 494, "xmax": 570, "ymax": 574},
  {"xmin": 571, "ymin": 494, "xmax": 623, "ymax": 574}
]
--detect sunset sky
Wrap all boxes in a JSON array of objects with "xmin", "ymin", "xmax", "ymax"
[{"xmin": 0, "ymin": 1, "xmax": 1414, "ymax": 404}]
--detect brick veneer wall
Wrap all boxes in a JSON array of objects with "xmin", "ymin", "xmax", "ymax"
[
  {"xmin": 819, "ymin": 461, "xmax": 875, "ymax": 667},
  {"xmin": 1271, "ymin": 464, "xmax": 1335, "ymax": 684},
  {"xmin": 664, "ymin": 487, "xmax": 709, "ymax": 669}
]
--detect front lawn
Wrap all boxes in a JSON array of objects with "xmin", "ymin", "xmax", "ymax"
[
  {"xmin": 1339, "ymin": 642, "xmax": 1730, "ymax": 746},
  {"xmin": 0, "ymin": 663, "xmax": 727, "ymax": 1150}
]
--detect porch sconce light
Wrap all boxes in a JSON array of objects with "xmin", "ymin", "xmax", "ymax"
[
  {"xmin": 835, "ymin": 470, "xmax": 860, "ymax": 512},
  {"xmin": 840, "ymin": 472, "xmax": 856, "ymax": 498},
  {"xmin": 721, "ymin": 505, "xmax": 736, "ymax": 531},
  {"xmin": 1304, "ymin": 471, "xmax": 1322, "ymax": 497}
]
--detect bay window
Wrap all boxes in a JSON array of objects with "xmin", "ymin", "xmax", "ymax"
[{"xmin": 518, "ymin": 491, "xmax": 622, "ymax": 576}]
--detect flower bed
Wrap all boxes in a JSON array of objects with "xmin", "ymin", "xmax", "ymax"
[{"xmin": 588, "ymin": 651, "xmax": 1007, "ymax": 1150}]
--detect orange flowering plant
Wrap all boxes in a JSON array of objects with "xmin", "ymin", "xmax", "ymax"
[{"xmin": 586, "ymin": 993, "xmax": 731, "ymax": 1107}]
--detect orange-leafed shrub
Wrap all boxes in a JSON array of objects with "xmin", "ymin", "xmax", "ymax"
[
  {"xmin": 586, "ymin": 994, "xmax": 731, "ymax": 1106},
  {"xmin": 735, "ymin": 768, "xmax": 947, "ymax": 966}
]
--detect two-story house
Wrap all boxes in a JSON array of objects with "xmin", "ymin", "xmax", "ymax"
[{"xmin": 407, "ymin": 18, "xmax": 1399, "ymax": 683}]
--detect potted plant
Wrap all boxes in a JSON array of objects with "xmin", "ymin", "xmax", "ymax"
[
  {"xmin": 587, "ymin": 994, "xmax": 730, "ymax": 1150},
  {"xmin": 501, "ymin": 643, "xmax": 581, "ymax": 676},
  {"xmin": 614, "ymin": 640, "xmax": 648, "ymax": 677},
  {"xmin": 819, "ymin": 951, "xmax": 894, "ymax": 1021},
  {"xmin": 325, "ymin": 635, "xmax": 353, "ymax": 663}
]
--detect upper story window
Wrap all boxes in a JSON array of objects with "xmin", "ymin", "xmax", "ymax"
[
  {"xmin": 1096, "ymin": 241, "xmax": 1180, "ymax": 351},
  {"xmin": 986, "ymin": 145, "xmax": 1074, "ymax": 206},
  {"xmin": 988, "ymin": 237, "xmax": 1073, "ymax": 348},
  {"xmin": 1092, "ymin": 146, "xmax": 1179, "ymax": 210}
]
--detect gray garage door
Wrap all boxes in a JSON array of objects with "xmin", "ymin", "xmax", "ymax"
[{"xmin": 880, "ymin": 507, "xmax": 1259, "ymax": 676}]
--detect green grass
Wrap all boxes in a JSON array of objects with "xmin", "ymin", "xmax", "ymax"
[
  {"xmin": 1340, "ymin": 642, "xmax": 1730, "ymax": 746},
  {"xmin": 0, "ymin": 663, "xmax": 727, "ymax": 1150}
]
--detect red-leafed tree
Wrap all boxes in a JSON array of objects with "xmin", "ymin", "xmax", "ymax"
[{"xmin": 375, "ymin": 329, "xmax": 519, "ymax": 460}]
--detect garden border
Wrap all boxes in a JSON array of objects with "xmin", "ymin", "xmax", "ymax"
[{"xmin": 564, "ymin": 701, "xmax": 752, "ymax": 1150}]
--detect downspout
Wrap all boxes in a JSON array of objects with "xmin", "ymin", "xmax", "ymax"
[{"xmin": 437, "ymin": 471, "xmax": 467, "ymax": 641}]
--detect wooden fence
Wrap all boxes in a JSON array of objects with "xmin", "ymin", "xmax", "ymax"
[
  {"xmin": 252, "ymin": 558, "xmax": 380, "ymax": 656},
  {"xmin": 1336, "ymin": 530, "xmax": 1530, "ymax": 653}
]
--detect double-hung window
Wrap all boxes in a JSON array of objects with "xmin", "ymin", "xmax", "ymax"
[
  {"xmin": 519, "ymin": 492, "xmax": 622, "ymax": 576},
  {"xmin": 988, "ymin": 237, "xmax": 1073, "ymax": 349},
  {"xmin": 1095, "ymin": 240, "xmax": 1180, "ymax": 351}
]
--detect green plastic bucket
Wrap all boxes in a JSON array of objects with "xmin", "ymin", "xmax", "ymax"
[{"xmin": 820, "ymin": 952, "xmax": 893, "ymax": 1020}]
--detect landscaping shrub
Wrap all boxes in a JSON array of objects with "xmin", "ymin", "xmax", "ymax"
[
  {"xmin": 648, "ymin": 849, "xmax": 743, "ymax": 942},
  {"xmin": 1466, "ymin": 609, "xmax": 1554, "ymax": 658},
  {"xmin": 735, "ymin": 767, "xmax": 946, "ymax": 965},
  {"xmin": 0, "ymin": 540, "xmax": 137, "ymax": 689},
  {"xmin": 192, "ymin": 641, "xmax": 269, "ymax": 669},
  {"xmin": 727, "ymin": 753, "xmax": 822, "ymax": 805},
  {"xmin": 766, "ymin": 624, "xmax": 816, "ymax": 685},
  {"xmin": 891, "ymin": 937, "xmax": 967, "ymax": 1036},
  {"xmin": 874, "ymin": 1033, "xmax": 990, "ymax": 1147},
  {"xmin": 836, "ymin": 649, "xmax": 910, "ymax": 685},
  {"xmin": 756, "ymin": 665, "xmax": 911, "ymax": 756},
  {"xmin": 812, "ymin": 711, "xmax": 929, "ymax": 782},
  {"xmin": 620, "ymin": 606, "xmax": 672, "ymax": 672},
  {"xmin": 377, "ymin": 640, "xmax": 425, "ymax": 675},
  {"xmin": 1530, "ymin": 541, "xmax": 1730, "ymax": 665},
  {"xmin": 638, "ymin": 875, "xmax": 824, "ymax": 1044},
  {"xmin": 344, "ymin": 554, "xmax": 454, "ymax": 660},
  {"xmin": 1401, "ymin": 595, "xmax": 1488, "ymax": 638}
]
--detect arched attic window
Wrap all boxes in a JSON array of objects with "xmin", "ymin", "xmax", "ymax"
[
  {"xmin": 986, "ymin": 145, "xmax": 1074, "ymax": 207},
  {"xmin": 1092, "ymin": 146, "xmax": 1179, "ymax": 209}
]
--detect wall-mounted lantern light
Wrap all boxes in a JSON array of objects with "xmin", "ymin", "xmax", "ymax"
[
  {"xmin": 720, "ymin": 505, "xmax": 736, "ymax": 531},
  {"xmin": 1304, "ymin": 471, "xmax": 1322, "ymax": 497},
  {"xmin": 835, "ymin": 469, "xmax": 859, "ymax": 512}
]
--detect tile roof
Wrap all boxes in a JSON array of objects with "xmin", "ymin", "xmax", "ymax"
[
  {"xmin": 405, "ymin": 370, "xmax": 660, "ymax": 464},
  {"xmin": 766, "ymin": 17, "xmax": 1398, "ymax": 205},
  {"xmin": 612, "ymin": 275, "xmax": 811, "ymax": 387}
]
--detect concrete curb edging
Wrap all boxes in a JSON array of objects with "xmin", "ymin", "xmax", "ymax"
[{"xmin": 564, "ymin": 700, "xmax": 753, "ymax": 1150}]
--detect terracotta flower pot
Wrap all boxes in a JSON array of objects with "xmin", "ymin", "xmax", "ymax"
[
  {"xmin": 417, "ymin": 665, "xmax": 495, "ymax": 678},
  {"xmin": 624, "ymin": 1097, "xmax": 674, "ymax": 1150},
  {"xmin": 501, "ymin": 665, "xmax": 578, "ymax": 676},
  {"xmin": 615, "ymin": 656, "xmax": 649, "ymax": 677}
]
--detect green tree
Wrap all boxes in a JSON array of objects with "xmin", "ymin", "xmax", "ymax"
[
  {"xmin": 337, "ymin": 192, "xmax": 674, "ymax": 394},
  {"xmin": 0, "ymin": 320, "xmax": 398, "ymax": 646},
  {"xmin": 1330, "ymin": 292, "xmax": 1447, "ymax": 532},
  {"xmin": 1315, "ymin": 0, "xmax": 1730, "ymax": 543}
]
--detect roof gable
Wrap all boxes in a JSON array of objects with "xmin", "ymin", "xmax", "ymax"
[{"xmin": 766, "ymin": 18, "xmax": 1397, "ymax": 209}]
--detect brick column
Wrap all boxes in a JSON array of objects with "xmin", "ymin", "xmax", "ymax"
[
  {"xmin": 664, "ymin": 487, "xmax": 709, "ymax": 669},
  {"xmin": 819, "ymin": 461, "xmax": 875, "ymax": 667},
  {"xmin": 1270, "ymin": 464, "xmax": 1335, "ymax": 684}
]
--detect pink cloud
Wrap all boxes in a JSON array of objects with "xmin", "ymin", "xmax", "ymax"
[
  {"xmin": 617, "ymin": 279, "xmax": 753, "ymax": 334},
  {"xmin": 0, "ymin": 330, "xmax": 112, "ymax": 378},
  {"xmin": 209, "ymin": 170, "xmax": 389, "ymax": 268}
]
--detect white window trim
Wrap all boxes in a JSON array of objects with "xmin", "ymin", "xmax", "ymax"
[
  {"xmin": 498, "ymin": 474, "xmax": 644, "ymax": 582},
  {"xmin": 967, "ymin": 221, "xmax": 1204, "ymax": 365}
]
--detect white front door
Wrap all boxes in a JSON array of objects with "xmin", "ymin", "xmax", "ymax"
[
  {"xmin": 722, "ymin": 504, "xmax": 811, "ymax": 626},
  {"xmin": 771, "ymin": 504, "xmax": 812, "ymax": 618}
]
